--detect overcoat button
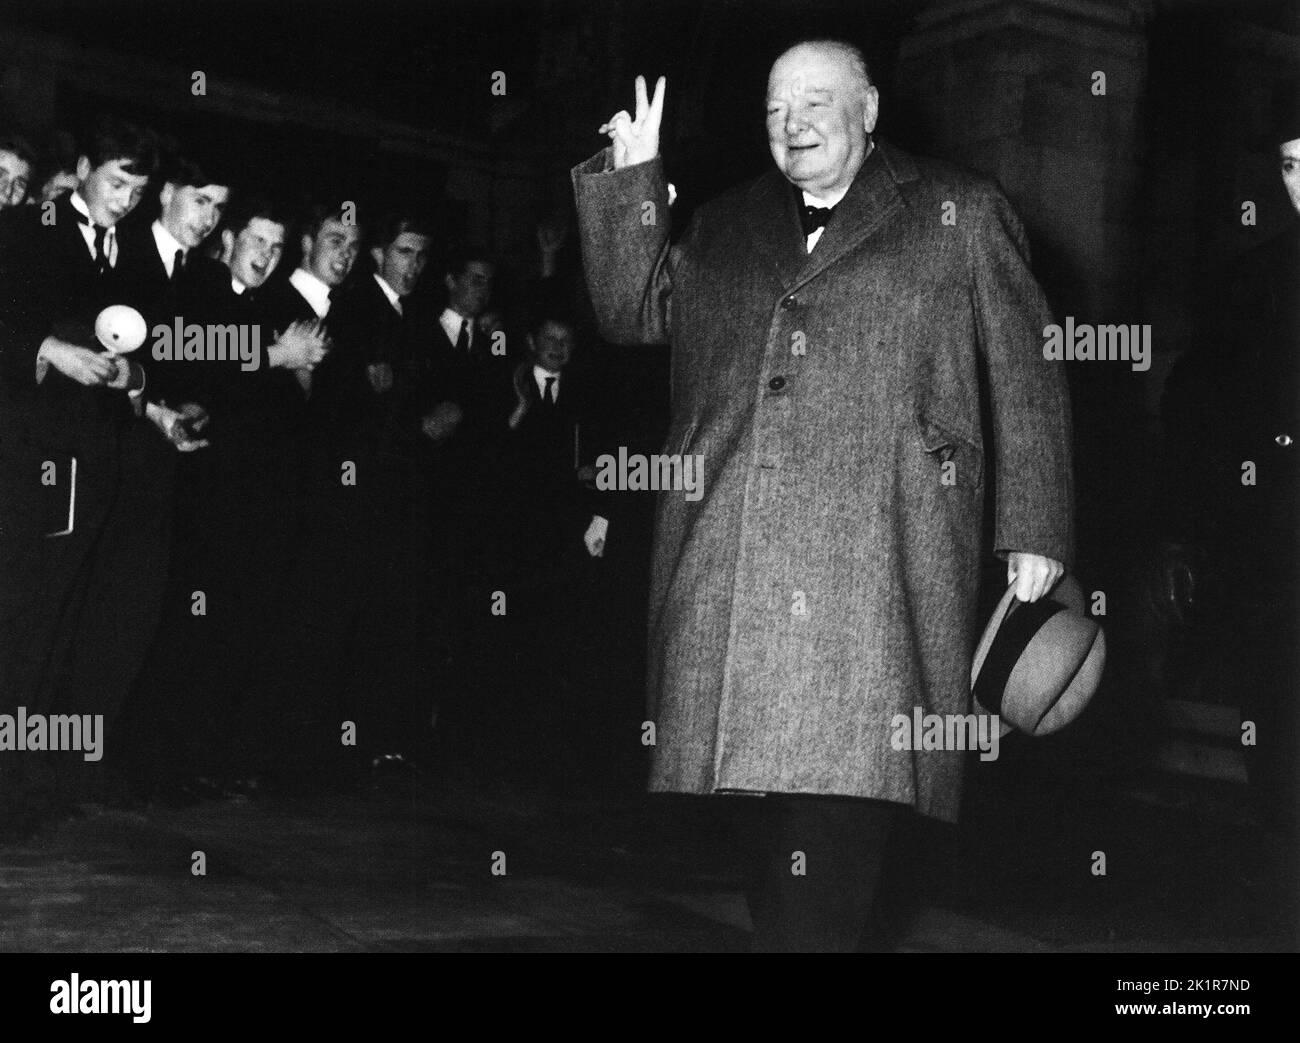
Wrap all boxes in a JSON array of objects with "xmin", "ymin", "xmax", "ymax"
[
  {"xmin": 768, "ymin": 376, "xmax": 786, "ymax": 391},
  {"xmin": 1276, "ymin": 433, "xmax": 1293, "ymax": 448},
  {"xmin": 781, "ymin": 295, "xmax": 797, "ymax": 310}
]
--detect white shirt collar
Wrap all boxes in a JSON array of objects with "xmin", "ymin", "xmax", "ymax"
[
  {"xmin": 69, "ymin": 191, "xmax": 93, "ymax": 223},
  {"xmin": 231, "ymin": 276, "xmax": 248, "ymax": 296},
  {"xmin": 69, "ymin": 191, "xmax": 117, "ymax": 266},
  {"xmin": 374, "ymin": 273, "xmax": 403, "ymax": 313},
  {"xmin": 289, "ymin": 267, "xmax": 332, "ymax": 319},
  {"xmin": 151, "ymin": 220, "xmax": 188, "ymax": 276},
  {"xmin": 800, "ymin": 186, "xmax": 850, "ymax": 210},
  {"xmin": 440, "ymin": 307, "xmax": 471, "ymax": 348},
  {"xmin": 533, "ymin": 364, "xmax": 560, "ymax": 398},
  {"xmin": 800, "ymin": 187, "xmax": 848, "ymax": 252}
]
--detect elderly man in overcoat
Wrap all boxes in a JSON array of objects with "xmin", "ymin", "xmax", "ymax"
[{"xmin": 572, "ymin": 39, "xmax": 1074, "ymax": 951}]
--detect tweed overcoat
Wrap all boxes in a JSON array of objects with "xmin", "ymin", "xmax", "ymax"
[{"xmin": 572, "ymin": 140, "xmax": 1074, "ymax": 821}]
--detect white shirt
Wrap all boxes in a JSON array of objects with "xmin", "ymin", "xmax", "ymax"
[
  {"xmin": 151, "ymin": 220, "xmax": 188, "ymax": 278},
  {"xmin": 374, "ymin": 274, "xmax": 403, "ymax": 315},
  {"xmin": 69, "ymin": 191, "xmax": 118, "ymax": 268},
  {"xmin": 440, "ymin": 307, "xmax": 472, "ymax": 351},
  {"xmin": 289, "ymin": 268, "xmax": 332, "ymax": 320},
  {"xmin": 801, "ymin": 186, "xmax": 849, "ymax": 253},
  {"xmin": 231, "ymin": 277, "xmax": 247, "ymax": 296},
  {"xmin": 533, "ymin": 364, "xmax": 559, "ymax": 404}
]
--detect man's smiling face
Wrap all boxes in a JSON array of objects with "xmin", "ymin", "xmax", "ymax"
[
  {"xmin": 160, "ymin": 182, "xmax": 229, "ymax": 250},
  {"xmin": 228, "ymin": 217, "xmax": 286, "ymax": 289},
  {"xmin": 303, "ymin": 216, "xmax": 361, "ymax": 287},
  {"xmin": 77, "ymin": 157, "xmax": 151, "ymax": 228},
  {"xmin": 766, "ymin": 42, "xmax": 879, "ymax": 199}
]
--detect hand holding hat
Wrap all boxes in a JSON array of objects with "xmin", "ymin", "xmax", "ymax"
[{"xmin": 972, "ymin": 573, "xmax": 1106, "ymax": 737}]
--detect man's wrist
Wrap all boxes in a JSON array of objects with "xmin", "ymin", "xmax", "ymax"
[{"xmin": 612, "ymin": 153, "xmax": 659, "ymax": 173}]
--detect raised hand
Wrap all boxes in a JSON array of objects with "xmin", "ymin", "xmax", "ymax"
[
  {"xmin": 598, "ymin": 75, "xmax": 666, "ymax": 170},
  {"xmin": 269, "ymin": 319, "xmax": 331, "ymax": 371}
]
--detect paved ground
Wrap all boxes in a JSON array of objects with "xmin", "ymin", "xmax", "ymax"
[{"xmin": 1, "ymin": 751, "xmax": 1293, "ymax": 953}]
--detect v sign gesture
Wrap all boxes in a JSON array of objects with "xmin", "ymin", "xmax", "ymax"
[{"xmin": 598, "ymin": 75, "xmax": 666, "ymax": 170}]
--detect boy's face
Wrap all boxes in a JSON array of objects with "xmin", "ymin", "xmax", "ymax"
[
  {"xmin": 373, "ymin": 231, "xmax": 430, "ymax": 298},
  {"xmin": 444, "ymin": 260, "xmax": 494, "ymax": 318},
  {"xmin": 0, "ymin": 149, "xmax": 32, "ymax": 209},
  {"xmin": 302, "ymin": 216, "xmax": 360, "ymax": 287},
  {"xmin": 159, "ymin": 182, "xmax": 230, "ymax": 249},
  {"xmin": 41, "ymin": 170, "xmax": 79, "ymax": 203},
  {"xmin": 225, "ymin": 217, "xmax": 286, "ymax": 289},
  {"xmin": 528, "ymin": 319, "xmax": 575, "ymax": 373},
  {"xmin": 76, "ymin": 156, "xmax": 151, "ymax": 227}
]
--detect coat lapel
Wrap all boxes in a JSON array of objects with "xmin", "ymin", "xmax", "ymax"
[
  {"xmin": 742, "ymin": 170, "xmax": 807, "ymax": 291},
  {"xmin": 792, "ymin": 140, "xmax": 917, "ymax": 289}
]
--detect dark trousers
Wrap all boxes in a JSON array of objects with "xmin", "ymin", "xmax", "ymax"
[
  {"xmin": 1, "ymin": 415, "xmax": 171, "ymax": 803},
  {"xmin": 733, "ymin": 793, "xmax": 897, "ymax": 952},
  {"xmin": 122, "ymin": 441, "xmax": 295, "ymax": 786},
  {"xmin": 247, "ymin": 436, "xmax": 436, "ymax": 778}
]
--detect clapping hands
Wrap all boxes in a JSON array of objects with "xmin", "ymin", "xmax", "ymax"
[{"xmin": 270, "ymin": 319, "xmax": 331, "ymax": 371}]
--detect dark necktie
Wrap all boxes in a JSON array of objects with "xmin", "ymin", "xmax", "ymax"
[
  {"xmin": 456, "ymin": 318, "xmax": 470, "ymax": 353},
  {"xmin": 171, "ymin": 249, "xmax": 185, "ymax": 283},
  {"xmin": 75, "ymin": 208, "xmax": 111, "ymax": 272},
  {"xmin": 798, "ymin": 202, "xmax": 836, "ymax": 237},
  {"xmin": 542, "ymin": 376, "xmax": 556, "ymax": 406},
  {"xmin": 91, "ymin": 223, "xmax": 109, "ymax": 274}
]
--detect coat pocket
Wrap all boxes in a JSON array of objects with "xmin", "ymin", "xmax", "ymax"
[{"xmin": 915, "ymin": 413, "xmax": 983, "ymax": 489}]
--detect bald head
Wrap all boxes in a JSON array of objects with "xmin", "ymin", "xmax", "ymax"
[
  {"xmin": 766, "ymin": 40, "xmax": 879, "ymax": 199},
  {"xmin": 786, "ymin": 40, "xmax": 872, "ymax": 93}
]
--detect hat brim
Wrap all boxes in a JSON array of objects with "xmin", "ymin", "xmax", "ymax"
[{"xmin": 972, "ymin": 574, "xmax": 1094, "ymax": 738}]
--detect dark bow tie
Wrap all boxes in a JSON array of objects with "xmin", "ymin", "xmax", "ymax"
[{"xmin": 798, "ymin": 202, "xmax": 836, "ymax": 236}]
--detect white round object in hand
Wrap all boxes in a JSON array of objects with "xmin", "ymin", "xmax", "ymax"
[{"xmin": 94, "ymin": 304, "xmax": 148, "ymax": 354}]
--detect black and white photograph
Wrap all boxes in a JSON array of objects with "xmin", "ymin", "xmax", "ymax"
[{"xmin": 0, "ymin": 0, "xmax": 1295, "ymax": 995}]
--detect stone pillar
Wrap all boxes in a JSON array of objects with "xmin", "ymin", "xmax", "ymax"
[{"xmin": 897, "ymin": 0, "xmax": 1152, "ymax": 323}]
